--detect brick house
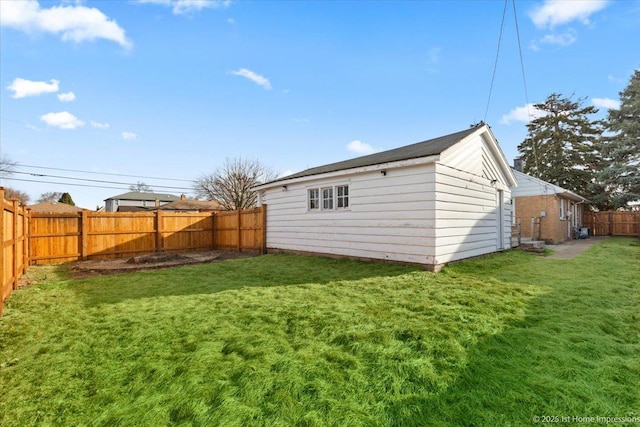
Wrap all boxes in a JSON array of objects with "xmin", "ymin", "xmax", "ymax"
[{"xmin": 512, "ymin": 169, "xmax": 589, "ymax": 243}]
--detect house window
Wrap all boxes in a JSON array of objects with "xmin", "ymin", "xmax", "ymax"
[
  {"xmin": 308, "ymin": 189, "xmax": 319, "ymax": 210},
  {"xmin": 336, "ymin": 185, "xmax": 349, "ymax": 208},
  {"xmin": 322, "ymin": 187, "xmax": 334, "ymax": 210},
  {"xmin": 308, "ymin": 185, "xmax": 349, "ymax": 211},
  {"xmin": 560, "ymin": 199, "xmax": 566, "ymax": 220}
]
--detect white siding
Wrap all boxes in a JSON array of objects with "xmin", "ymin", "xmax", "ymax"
[
  {"xmin": 440, "ymin": 133, "xmax": 508, "ymax": 186},
  {"xmin": 262, "ymin": 164, "xmax": 437, "ymax": 264},
  {"xmin": 433, "ymin": 163, "xmax": 512, "ymax": 264},
  {"xmin": 258, "ymin": 126, "xmax": 516, "ymax": 269}
]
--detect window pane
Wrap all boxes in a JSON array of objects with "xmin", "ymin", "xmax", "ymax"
[
  {"xmin": 322, "ymin": 187, "xmax": 333, "ymax": 209},
  {"xmin": 336, "ymin": 185, "xmax": 349, "ymax": 209},
  {"xmin": 308, "ymin": 189, "xmax": 319, "ymax": 210}
]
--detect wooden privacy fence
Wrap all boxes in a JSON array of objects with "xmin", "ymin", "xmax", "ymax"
[
  {"xmin": 29, "ymin": 206, "xmax": 267, "ymax": 265},
  {"xmin": 583, "ymin": 211, "xmax": 640, "ymax": 238},
  {"xmin": 1, "ymin": 188, "xmax": 29, "ymax": 317}
]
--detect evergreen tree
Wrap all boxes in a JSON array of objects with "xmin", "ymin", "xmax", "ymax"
[
  {"xmin": 599, "ymin": 69, "xmax": 640, "ymax": 209},
  {"xmin": 517, "ymin": 93, "xmax": 603, "ymax": 199},
  {"xmin": 58, "ymin": 192, "xmax": 76, "ymax": 206}
]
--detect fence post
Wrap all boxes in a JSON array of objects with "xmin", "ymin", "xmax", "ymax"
[
  {"xmin": 24, "ymin": 207, "xmax": 30, "ymax": 272},
  {"xmin": 211, "ymin": 211, "xmax": 216, "ymax": 250},
  {"xmin": 237, "ymin": 209, "xmax": 242, "ymax": 252},
  {"xmin": 608, "ymin": 211, "xmax": 614, "ymax": 236},
  {"xmin": 261, "ymin": 204, "xmax": 267, "ymax": 254},
  {"xmin": 81, "ymin": 210, "xmax": 88, "ymax": 260},
  {"xmin": 12, "ymin": 200, "xmax": 19, "ymax": 290},
  {"xmin": 156, "ymin": 210, "xmax": 163, "ymax": 253},
  {"xmin": 0, "ymin": 188, "xmax": 5, "ymax": 318}
]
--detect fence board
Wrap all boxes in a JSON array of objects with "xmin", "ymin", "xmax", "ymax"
[
  {"xmin": 29, "ymin": 206, "xmax": 266, "ymax": 264},
  {"xmin": 1, "ymin": 188, "xmax": 28, "ymax": 317},
  {"xmin": 583, "ymin": 211, "xmax": 640, "ymax": 237},
  {"xmin": 2, "ymin": 197, "xmax": 265, "ymax": 316}
]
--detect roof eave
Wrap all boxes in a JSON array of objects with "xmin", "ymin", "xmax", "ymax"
[
  {"xmin": 253, "ymin": 154, "xmax": 441, "ymax": 191},
  {"xmin": 558, "ymin": 191, "xmax": 590, "ymax": 203}
]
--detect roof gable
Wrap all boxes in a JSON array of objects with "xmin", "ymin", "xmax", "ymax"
[{"xmin": 440, "ymin": 125, "xmax": 517, "ymax": 188}]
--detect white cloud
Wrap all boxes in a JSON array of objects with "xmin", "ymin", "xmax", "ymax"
[
  {"xmin": 91, "ymin": 121, "xmax": 110, "ymax": 129},
  {"xmin": 537, "ymin": 30, "xmax": 577, "ymax": 47},
  {"xmin": 347, "ymin": 140, "xmax": 378, "ymax": 155},
  {"xmin": 230, "ymin": 68, "xmax": 272, "ymax": 90},
  {"xmin": 500, "ymin": 104, "xmax": 548, "ymax": 125},
  {"xmin": 57, "ymin": 91, "xmax": 76, "ymax": 102},
  {"xmin": 592, "ymin": 97, "xmax": 620, "ymax": 110},
  {"xmin": 530, "ymin": 0, "xmax": 609, "ymax": 29},
  {"xmin": 137, "ymin": 0, "xmax": 230, "ymax": 15},
  {"xmin": 40, "ymin": 111, "xmax": 85, "ymax": 129},
  {"xmin": 0, "ymin": 0, "xmax": 132, "ymax": 48},
  {"xmin": 122, "ymin": 131, "xmax": 137, "ymax": 140},
  {"xmin": 7, "ymin": 78, "xmax": 59, "ymax": 98}
]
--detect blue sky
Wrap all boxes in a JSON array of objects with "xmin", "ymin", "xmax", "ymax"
[{"xmin": 1, "ymin": 0, "xmax": 638, "ymax": 209}]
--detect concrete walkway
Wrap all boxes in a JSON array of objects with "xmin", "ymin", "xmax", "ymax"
[{"xmin": 545, "ymin": 236, "xmax": 608, "ymax": 259}]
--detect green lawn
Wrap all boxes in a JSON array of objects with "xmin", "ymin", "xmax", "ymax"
[{"xmin": 1, "ymin": 238, "xmax": 638, "ymax": 426}]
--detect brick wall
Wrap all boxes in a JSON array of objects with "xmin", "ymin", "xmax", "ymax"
[{"xmin": 515, "ymin": 195, "xmax": 569, "ymax": 243}]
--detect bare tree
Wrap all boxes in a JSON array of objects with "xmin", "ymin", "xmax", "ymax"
[
  {"xmin": 38, "ymin": 192, "xmax": 63, "ymax": 203},
  {"xmin": 193, "ymin": 158, "xmax": 278, "ymax": 210},
  {"xmin": 129, "ymin": 181, "xmax": 153, "ymax": 192},
  {"xmin": 0, "ymin": 155, "xmax": 17, "ymax": 182},
  {"xmin": 4, "ymin": 187, "xmax": 30, "ymax": 204}
]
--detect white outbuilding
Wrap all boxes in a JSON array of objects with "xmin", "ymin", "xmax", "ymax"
[{"xmin": 254, "ymin": 123, "xmax": 517, "ymax": 271}]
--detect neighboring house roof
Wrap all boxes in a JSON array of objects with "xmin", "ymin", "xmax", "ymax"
[
  {"xmin": 159, "ymin": 199, "xmax": 224, "ymax": 211},
  {"xmin": 104, "ymin": 192, "xmax": 180, "ymax": 202},
  {"xmin": 116, "ymin": 206, "xmax": 156, "ymax": 212},
  {"xmin": 512, "ymin": 169, "xmax": 589, "ymax": 203},
  {"xmin": 255, "ymin": 123, "xmax": 516, "ymax": 189},
  {"xmin": 28, "ymin": 202, "xmax": 84, "ymax": 213}
]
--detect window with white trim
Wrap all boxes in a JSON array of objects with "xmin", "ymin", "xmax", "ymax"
[
  {"xmin": 336, "ymin": 185, "xmax": 349, "ymax": 208},
  {"xmin": 560, "ymin": 198, "xmax": 566, "ymax": 220},
  {"xmin": 322, "ymin": 187, "xmax": 334, "ymax": 209},
  {"xmin": 307, "ymin": 184, "xmax": 349, "ymax": 211}
]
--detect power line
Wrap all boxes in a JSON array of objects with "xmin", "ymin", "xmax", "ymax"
[
  {"xmin": 512, "ymin": 0, "xmax": 531, "ymax": 120},
  {"xmin": 511, "ymin": 0, "xmax": 539, "ymax": 171},
  {"xmin": 3, "ymin": 177, "xmax": 143, "ymax": 191},
  {"xmin": 2, "ymin": 169, "xmax": 193, "ymax": 191},
  {"xmin": 16, "ymin": 163, "xmax": 194, "ymax": 183},
  {"xmin": 484, "ymin": 0, "xmax": 509, "ymax": 123}
]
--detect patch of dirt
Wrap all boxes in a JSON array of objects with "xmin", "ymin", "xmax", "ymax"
[{"xmin": 69, "ymin": 250, "xmax": 259, "ymax": 279}]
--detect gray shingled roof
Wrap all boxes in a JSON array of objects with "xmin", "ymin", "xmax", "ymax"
[
  {"xmin": 263, "ymin": 125, "xmax": 482, "ymax": 185},
  {"xmin": 104, "ymin": 192, "xmax": 180, "ymax": 202}
]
